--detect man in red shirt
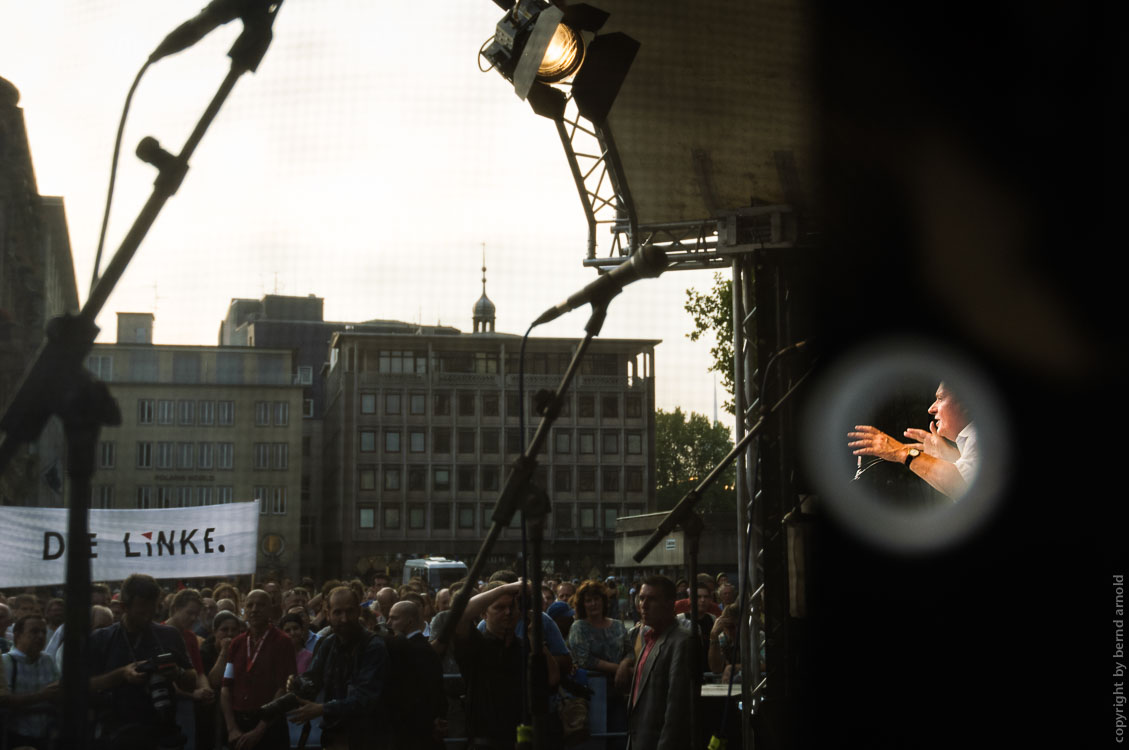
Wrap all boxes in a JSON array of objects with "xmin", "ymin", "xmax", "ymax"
[{"xmin": 221, "ymin": 589, "xmax": 296, "ymax": 749}]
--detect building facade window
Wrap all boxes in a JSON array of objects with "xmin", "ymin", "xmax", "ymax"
[
  {"xmin": 409, "ymin": 506, "xmax": 426, "ymax": 530},
  {"xmin": 458, "ymin": 504, "xmax": 475, "ymax": 529},
  {"xmin": 626, "ymin": 467, "xmax": 643, "ymax": 492},
  {"xmin": 602, "ymin": 431, "xmax": 619, "ymax": 455},
  {"xmin": 359, "ymin": 506, "xmax": 376, "ymax": 529},
  {"xmin": 626, "ymin": 395, "xmax": 643, "ymax": 418},
  {"xmin": 157, "ymin": 486, "xmax": 174, "ymax": 509},
  {"xmin": 481, "ymin": 429, "xmax": 499, "ymax": 454},
  {"xmin": 272, "ymin": 443, "xmax": 288, "ymax": 470},
  {"xmin": 457, "ymin": 429, "xmax": 475, "ymax": 454},
  {"xmin": 555, "ymin": 504, "xmax": 573, "ymax": 530},
  {"xmin": 457, "ymin": 466, "xmax": 476, "ymax": 492},
  {"xmin": 458, "ymin": 392, "xmax": 476, "ymax": 417},
  {"xmin": 480, "ymin": 465, "xmax": 500, "ymax": 492},
  {"xmin": 434, "ymin": 392, "xmax": 451, "ymax": 416},
  {"xmin": 410, "ymin": 393, "xmax": 426, "ymax": 415},
  {"xmin": 217, "ymin": 443, "xmax": 234, "ymax": 470},
  {"xmin": 197, "ymin": 486, "xmax": 213, "ymax": 506},
  {"xmin": 385, "ymin": 430, "xmax": 401, "ymax": 453},
  {"xmin": 178, "ymin": 400, "xmax": 194, "ymax": 425},
  {"xmin": 482, "ymin": 393, "xmax": 500, "ymax": 417},
  {"xmin": 136, "ymin": 486, "xmax": 152, "ymax": 509},
  {"xmin": 580, "ymin": 506, "xmax": 596, "ymax": 529},
  {"xmin": 554, "ymin": 468, "xmax": 572, "ymax": 492},
  {"xmin": 505, "ymin": 428, "xmax": 522, "ymax": 455},
  {"xmin": 602, "ymin": 468, "xmax": 620, "ymax": 492},
  {"xmin": 274, "ymin": 401, "xmax": 289, "ymax": 425},
  {"xmin": 384, "ymin": 468, "xmax": 401, "ymax": 491},
  {"xmin": 218, "ymin": 401, "xmax": 235, "ymax": 426},
  {"xmin": 385, "ymin": 393, "xmax": 401, "ymax": 415},
  {"xmin": 361, "ymin": 394, "xmax": 377, "ymax": 414},
  {"xmin": 578, "ymin": 395, "xmax": 595, "ymax": 419},
  {"xmin": 255, "ymin": 486, "xmax": 268, "ymax": 513},
  {"xmin": 602, "ymin": 395, "xmax": 619, "ymax": 419},
  {"xmin": 272, "ymin": 487, "xmax": 287, "ymax": 514},
  {"xmin": 218, "ymin": 486, "xmax": 233, "ymax": 504},
  {"xmin": 92, "ymin": 485, "xmax": 114, "ymax": 509},
  {"xmin": 360, "ymin": 431, "xmax": 376, "ymax": 452},
  {"xmin": 626, "ymin": 432, "xmax": 643, "ymax": 454},
  {"xmin": 297, "ymin": 365, "xmax": 313, "ymax": 384},
  {"xmin": 99, "ymin": 441, "xmax": 115, "ymax": 469},
  {"xmin": 254, "ymin": 443, "xmax": 270, "ymax": 470},
  {"xmin": 408, "ymin": 466, "xmax": 426, "ymax": 491},
  {"xmin": 433, "ymin": 467, "xmax": 451, "ymax": 492},
  {"xmin": 409, "ymin": 430, "xmax": 426, "ymax": 453},
  {"xmin": 256, "ymin": 401, "xmax": 271, "ymax": 426},
  {"xmin": 554, "ymin": 430, "xmax": 571, "ymax": 454},
  {"xmin": 156, "ymin": 442, "xmax": 174, "ymax": 469},
  {"xmin": 157, "ymin": 400, "xmax": 175, "ymax": 425},
  {"xmin": 198, "ymin": 400, "xmax": 215, "ymax": 425},
  {"xmin": 138, "ymin": 399, "xmax": 154, "ymax": 425},
  {"xmin": 433, "ymin": 428, "xmax": 451, "ymax": 454},
  {"xmin": 384, "ymin": 505, "xmax": 401, "ymax": 529},
  {"xmin": 603, "ymin": 506, "xmax": 619, "ymax": 532},
  {"xmin": 87, "ymin": 354, "xmax": 113, "ymax": 381},
  {"xmin": 137, "ymin": 442, "xmax": 153, "ymax": 469},
  {"xmin": 578, "ymin": 431, "xmax": 595, "ymax": 454},
  {"xmin": 303, "ymin": 399, "xmax": 315, "ymax": 418},
  {"xmin": 177, "ymin": 442, "xmax": 194, "ymax": 469},
  {"xmin": 578, "ymin": 467, "xmax": 596, "ymax": 492},
  {"xmin": 379, "ymin": 350, "xmax": 426, "ymax": 374},
  {"xmin": 433, "ymin": 503, "xmax": 451, "ymax": 529}
]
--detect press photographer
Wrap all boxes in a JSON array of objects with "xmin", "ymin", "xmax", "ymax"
[{"xmin": 87, "ymin": 573, "xmax": 197, "ymax": 749}]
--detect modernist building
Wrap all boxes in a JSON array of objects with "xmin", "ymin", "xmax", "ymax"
[
  {"xmin": 319, "ymin": 286, "xmax": 659, "ymax": 578},
  {"xmin": 218, "ymin": 294, "xmax": 460, "ymax": 579},
  {"xmin": 0, "ymin": 76, "xmax": 80, "ymax": 508},
  {"xmin": 87, "ymin": 313, "xmax": 304, "ymax": 579}
]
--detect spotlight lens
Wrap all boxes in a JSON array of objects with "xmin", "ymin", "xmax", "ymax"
[{"xmin": 538, "ymin": 23, "xmax": 584, "ymax": 82}]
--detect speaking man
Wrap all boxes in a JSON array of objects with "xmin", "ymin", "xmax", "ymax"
[{"xmin": 848, "ymin": 381, "xmax": 978, "ymax": 498}]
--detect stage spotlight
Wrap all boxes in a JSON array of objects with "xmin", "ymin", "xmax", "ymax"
[{"xmin": 484, "ymin": 0, "xmax": 632, "ymax": 118}]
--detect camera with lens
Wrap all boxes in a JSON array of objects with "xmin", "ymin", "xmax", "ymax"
[
  {"xmin": 259, "ymin": 675, "xmax": 318, "ymax": 722},
  {"xmin": 135, "ymin": 652, "xmax": 181, "ymax": 722}
]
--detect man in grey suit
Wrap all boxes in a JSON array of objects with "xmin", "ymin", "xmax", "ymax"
[{"xmin": 626, "ymin": 575, "xmax": 695, "ymax": 749}]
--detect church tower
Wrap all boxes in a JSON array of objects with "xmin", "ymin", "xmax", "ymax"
[{"xmin": 472, "ymin": 244, "xmax": 496, "ymax": 334}]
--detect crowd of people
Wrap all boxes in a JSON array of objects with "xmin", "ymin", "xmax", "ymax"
[{"xmin": 0, "ymin": 568, "xmax": 743, "ymax": 750}]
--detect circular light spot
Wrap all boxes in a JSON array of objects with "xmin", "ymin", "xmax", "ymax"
[{"xmin": 801, "ymin": 338, "xmax": 1010, "ymax": 553}]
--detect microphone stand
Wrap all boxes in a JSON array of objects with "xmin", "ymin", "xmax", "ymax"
[
  {"xmin": 437, "ymin": 302, "xmax": 610, "ymax": 750},
  {"xmin": 0, "ymin": 7, "xmax": 281, "ymax": 748},
  {"xmin": 631, "ymin": 365, "xmax": 814, "ymax": 748}
]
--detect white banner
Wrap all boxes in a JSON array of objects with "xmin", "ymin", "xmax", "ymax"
[{"xmin": 0, "ymin": 502, "xmax": 260, "ymax": 587}]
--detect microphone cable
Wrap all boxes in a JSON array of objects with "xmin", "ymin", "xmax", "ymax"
[{"xmin": 89, "ymin": 58, "xmax": 152, "ymax": 295}]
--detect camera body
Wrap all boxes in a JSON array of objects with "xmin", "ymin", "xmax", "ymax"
[
  {"xmin": 135, "ymin": 652, "xmax": 180, "ymax": 721},
  {"xmin": 259, "ymin": 675, "xmax": 318, "ymax": 722}
]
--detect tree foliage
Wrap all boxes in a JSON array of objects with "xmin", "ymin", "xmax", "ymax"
[
  {"xmin": 654, "ymin": 407, "xmax": 736, "ymax": 512},
  {"xmin": 685, "ymin": 273, "xmax": 735, "ymax": 414}
]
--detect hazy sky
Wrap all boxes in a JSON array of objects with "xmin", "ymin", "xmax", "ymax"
[{"xmin": 1, "ymin": 0, "xmax": 726, "ymax": 423}]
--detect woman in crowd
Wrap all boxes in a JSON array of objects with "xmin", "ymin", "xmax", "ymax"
[
  {"xmin": 198, "ymin": 610, "xmax": 243, "ymax": 750},
  {"xmin": 567, "ymin": 580, "xmax": 629, "ymax": 679}
]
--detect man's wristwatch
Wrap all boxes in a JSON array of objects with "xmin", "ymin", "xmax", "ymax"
[{"xmin": 904, "ymin": 448, "xmax": 922, "ymax": 467}]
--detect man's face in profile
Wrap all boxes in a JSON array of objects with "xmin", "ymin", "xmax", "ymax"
[{"xmin": 928, "ymin": 382, "xmax": 970, "ymax": 441}]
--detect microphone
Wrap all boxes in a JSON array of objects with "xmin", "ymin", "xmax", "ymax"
[
  {"xmin": 533, "ymin": 245, "xmax": 668, "ymax": 326},
  {"xmin": 149, "ymin": 0, "xmax": 255, "ymax": 63}
]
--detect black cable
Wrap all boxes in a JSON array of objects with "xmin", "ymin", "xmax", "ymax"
[{"xmin": 90, "ymin": 59, "xmax": 152, "ymax": 295}]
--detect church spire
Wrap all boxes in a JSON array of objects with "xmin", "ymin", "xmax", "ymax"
[{"xmin": 473, "ymin": 242, "xmax": 496, "ymax": 333}]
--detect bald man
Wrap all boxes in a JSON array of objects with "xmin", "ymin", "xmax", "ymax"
[{"xmin": 221, "ymin": 589, "xmax": 296, "ymax": 749}]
